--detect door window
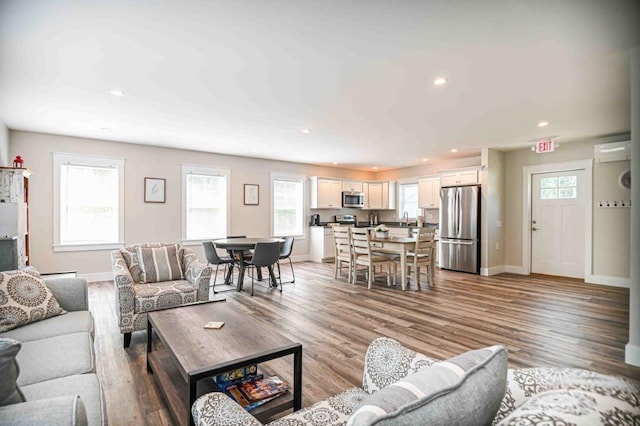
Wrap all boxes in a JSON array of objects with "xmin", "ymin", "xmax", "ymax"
[{"xmin": 540, "ymin": 175, "xmax": 577, "ymax": 200}]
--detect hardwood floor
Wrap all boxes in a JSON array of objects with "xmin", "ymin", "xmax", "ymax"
[{"xmin": 90, "ymin": 262, "xmax": 640, "ymax": 425}]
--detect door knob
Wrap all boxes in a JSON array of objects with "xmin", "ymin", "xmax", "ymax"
[
  {"xmin": 532, "ymin": 227, "xmax": 538, "ymax": 231},
  {"xmin": 532, "ymin": 220, "xmax": 537, "ymax": 224}
]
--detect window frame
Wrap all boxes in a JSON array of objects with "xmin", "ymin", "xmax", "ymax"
[
  {"xmin": 181, "ymin": 164, "xmax": 231, "ymax": 245},
  {"xmin": 270, "ymin": 172, "xmax": 306, "ymax": 239},
  {"xmin": 397, "ymin": 179, "xmax": 421, "ymax": 220},
  {"xmin": 52, "ymin": 152, "xmax": 125, "ymax": 252}
]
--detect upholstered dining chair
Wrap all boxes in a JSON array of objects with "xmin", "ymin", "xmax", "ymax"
[
  {"xmin": 202, "ymin": 240, "xmax": 236, "ymax": 294},
  {"xmin": 244, "ymin": 241, "xmax": 282, "ymax": 296},
  {"xmin": 276, "ymin": 236, "xmax": 295, "ymax": 284},
  {"xmin": 350, "ymin": 227, "xmax": 393, "ymax": 289},
  {"xmin": 111, "ymin": 242, "xmax": 212, "ymax": 347},
  {"xmin": 333, "ymin": 226, "xmax": 352, "ymax": 281}
]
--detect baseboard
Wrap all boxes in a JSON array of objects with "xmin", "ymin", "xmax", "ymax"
[
  {"xmin": 504, "ymin": 265, "xmax": 528, "ymax": 275},
  {"xmin": 480, "ymin": 265, "xmax": 506, "ymax": 276},
  {"xmin": 290, "ymin": 254, "xmax": 309, "ymax": 263},
  {"xmin": 585, "ymin": 274, "xmax": 630, "ymax": 288},
  {"xmin": 79, "ymin": 271, "xmax": 113, "ymax": 282},
  {"xmin": 626, "ymin": 343, "xmax": 640, "ymax": 367}
]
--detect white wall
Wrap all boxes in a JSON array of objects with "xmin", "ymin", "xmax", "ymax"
[
  {"xmin": 481, "ymin": 149, "xmax": 505, "ymax": 275},
  {"xmin": 9, "ymin": 130, "xmax": 374, "ymax": 276},
  {"xmin": 0, "ymin": 119, "xmax": 8, "ymax": 166}
]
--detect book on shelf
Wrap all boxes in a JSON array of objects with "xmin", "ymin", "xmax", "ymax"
[
  {"xmin": 214, "ymin": 364, "xmax": 259, "ymax": 390},
  {"xmin": 238, "ymin": 376, "xmax": 289, "ymax": 403},
  {"xmin": 224, "ymin": 375, "xmax": 289, "ymax": 412}
]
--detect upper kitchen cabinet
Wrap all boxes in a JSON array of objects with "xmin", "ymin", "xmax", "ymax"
[
  {"xmin": 363, "ymin": 181, "xmax": 396, "ymax": 210},
  {"xmin": 418, "ymin": 176, "xmax": 440, "ymax": 208},
  {"xmin": 342, "ymin": 180, "xmax": 363, "ymax": 192},
  {"xmin": 310, "ymin": 177, "xmax": 342, "ymax": 209},
  {"xmin": 440, "ymin": 167, "xmax": 480, "ymax": 187}
]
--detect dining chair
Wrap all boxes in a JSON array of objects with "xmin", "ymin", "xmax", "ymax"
[
  {"xmin": 333, "ymin": 226, "xmax": 352, "ymax": 281},
  {"xmin": 202, "ymin": 241, "xmax": 236, "ymax": 294},
  {"xmin": 394, "ymin": 228, "xmax": 435, "ymax": 289},
  {"xmin": 276, "ymin": 236, "xmax": 295, "ymax": 284},
  {"xmin": 244, "ymin": 241, "xmax": 282, "ymax": 296},
  {"xmin": 350, "ymin": 227, "xmax": 393, "ymax": 289}
]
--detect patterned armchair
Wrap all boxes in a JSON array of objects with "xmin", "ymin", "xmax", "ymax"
[{"xmin": 111, "ymin": 242, "xmax": 212, "ymax": 347}]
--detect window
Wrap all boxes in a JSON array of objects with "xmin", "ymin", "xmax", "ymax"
[
  {"xmin": 182, "ymin": 165, "xmax": 230, "ymax": 241},
  {"xmin": 53, "ymin": 153, "xmax": 125, "ymax": 251},
  {"xmin": 540, "ymin": 175, "xmax": 577, "ymax": 200},
  {"xmin": 271, "ymin": 173, "xmax": 305, "ymax": 237},
  {"xmin": 398, "ymin": 182, "xmax": 420, "ymax": 219}
]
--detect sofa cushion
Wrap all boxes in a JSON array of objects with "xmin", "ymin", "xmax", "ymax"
[
  {"xmin": 16, "ymin": 332, "xmax": 95, "ymax": 387},
  {"xmin": 270, "ymin": 388, "xmax": 368, "ymax": 426},
  {"xmin": 0, "ymin": 311, "xmax": 94, "ymax": 342},
  {"xmin": 348, "ymin": 345, "xmax": 507, "ymax": 426},
  {"xmin": 21, "ymin": 373, "xmax": 105, "ymax": 426},
  {"xmin": 0, "ymin": 338, "xmax": 25, "ymax": 406},
  {"xmin": 0, "ymin": 270, "xmax": 66, "ymax": 333},
  {"xmin": 495, "ymin": 388, "xmax": 640, "ymax": 425},
  {"xmin": 0, "ymin": 395, "xmax": 88, "ymax": 426},
  {"xmin": 136, "ymin": 244, "xmax": 184, "ymax": 283}
]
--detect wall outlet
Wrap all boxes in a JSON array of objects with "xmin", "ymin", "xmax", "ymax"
[{"xmin": 495, "ymin": 242, "xmax": 500, "ymax": 250}]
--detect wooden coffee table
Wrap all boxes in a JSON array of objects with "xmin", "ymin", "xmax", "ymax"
[{"xmin": 146, "ymin": 299, "xmax": 303, "ymax": 426}]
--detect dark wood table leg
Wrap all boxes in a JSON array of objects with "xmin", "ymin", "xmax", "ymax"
[
  {"xmin": 267, "ymin": 265, "xmax": 278, "ymax": 288},
  {"xmin": 293, "ymin": 346, "xmax": 303, "ymax": 411},
  {"xmin": 189, "ymin": 376, "xmax": 197, "ymax": 426},
  {"xmin": 236, "ymin": 250, "xmax": 247, "ymax": 292},
  {"xmin": 146, "ymin": 319, "xmax": 153, "ymax": 373}
]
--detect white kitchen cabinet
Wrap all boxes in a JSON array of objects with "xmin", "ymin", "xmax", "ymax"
[
  {"xmin": 309, "ymin": 226, "xmax": 335, "ymax": 262},
  {"xmin": 310, "ymin": 177, "xmax": 342, "ymax": 209},
  {"xmin": 418, "ymin": 176, "xmax": 440, "ymax": 208},
  {"xmin": 342, "ymin": 180, "xmax": 363, "ymax": 192},
  {"xmin": 440, "ymin": 168, "xmax": 479, "ymax": 187},
  {"xmin": 363, "ymin": 181, "xmax": 396, "ymax": 210}
]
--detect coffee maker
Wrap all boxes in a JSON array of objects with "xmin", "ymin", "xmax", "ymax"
[{"xmin": 310, "ymin": 214, "xmax": 321, "ymax": 226}]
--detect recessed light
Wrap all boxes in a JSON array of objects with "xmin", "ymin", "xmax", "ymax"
[
  {"xmin": 332, "ymin": 162, "xmax": 338, "ymax": 165},
  {"xmin": 110, "ymin": 89, "xmax": 124, "ymax": 96},
  {"xmin": 373, "ymin": 166, "xmax": 378, "ymax": 170},
  {"xmin": 434, "ymin": 77, "xmax": 448, "ymax": 86},
  {"xmin": 301, "ymin": 128, "xmax": 312, "ymax": 134},
  {"xmin": 451, "ymin": 148, "xmax": 458, "ymax": 153},
  {"xmin": 422, "ymin": 158, "xmax": 428, "ymax": 162},
  {"xmin": 100, "ymin": 127, "xmax": 111, "ymax": 132},
  {"xmin": 538, "ymin": 121, "xmax": 549, "ymax": 127}
]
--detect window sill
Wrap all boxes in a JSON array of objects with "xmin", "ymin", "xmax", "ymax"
[{"xmin": 53, "ymin": 242, "xmax": 125, "ymax": 252}]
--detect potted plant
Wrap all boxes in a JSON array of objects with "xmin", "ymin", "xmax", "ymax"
[{"xmin": 374, "ymin": 224, "xmax": 389, "ymax": 238}]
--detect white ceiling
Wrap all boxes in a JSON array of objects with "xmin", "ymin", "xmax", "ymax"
[{"xmin": 1, "ymin": 0, "xmax": 639, "ymax": 171}]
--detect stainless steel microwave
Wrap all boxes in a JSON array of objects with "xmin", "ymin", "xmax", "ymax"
[{"xmin": 342, "ymin": 191, "xmax": 364, "ymax": 208}]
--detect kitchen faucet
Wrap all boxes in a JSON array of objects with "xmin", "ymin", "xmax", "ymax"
[{"xmin": 403, "ymin": 211, "xmax": 409, "ymax": 227}]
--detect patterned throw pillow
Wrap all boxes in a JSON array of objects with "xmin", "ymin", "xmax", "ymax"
[
  {"xmin": 0, "ymin": 271, "xmax": 66, "ymax": 333},
  {"xmin": 348, "ymin": 345, "xmax": 508, "ymax": 426},
  {"xmin": 135, "ymin": 244, "xmax": 184, "ymax": 283}
]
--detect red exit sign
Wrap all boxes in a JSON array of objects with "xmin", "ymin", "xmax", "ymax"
[{"xmin": 535, "ymin": 139, "xmax": 555, "ymax": 154}]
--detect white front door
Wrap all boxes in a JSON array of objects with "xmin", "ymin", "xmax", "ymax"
[{"xmin": 531, "ymin": 170, "xmax": 586, "ymax": 278}]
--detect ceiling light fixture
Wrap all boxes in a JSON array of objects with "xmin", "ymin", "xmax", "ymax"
[
  {"xmin": 110, "ymin": 89, "xmax": 124, "ymax": 96},
  {"xmin": 451, "ymin": 148, "xmax": 458, "ymax": 153},
  {"xmin": 538, "ymin": 121, "xmax": 549, "ymax": 128},
  {"xmin": 301, "ymin": 128, "xmax": 312, "ymax": 134},
  {"xmin": 434, "ymin": 77, "xmax": 448, "ymax": 86},
  {"xmin": 422, "ymin": 158, "xmax": 428, "ymax": 162},
  {"xmin": 373, "ymin": 166, "xmax": 378, "ymax": 170},
  {"xmin": 100, "ymin": 127, "xmax": 111, "ymax": 132},
  {"xmin": 332, "ymin": 162, "xmax": 338, "ymax": 165}
]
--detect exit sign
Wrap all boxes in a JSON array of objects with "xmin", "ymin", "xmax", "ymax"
[{"xmin": 535, "ymin": 139, "xmax": 555, "ymax": 154}]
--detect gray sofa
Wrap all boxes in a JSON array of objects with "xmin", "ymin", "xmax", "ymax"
[
  {"xmin": 0, "ymin": 274, "xmax": 106, "ymax": 426},
  {"xmin": 192, "ymin": 337, "xmax": 640, "ymax": 426}
]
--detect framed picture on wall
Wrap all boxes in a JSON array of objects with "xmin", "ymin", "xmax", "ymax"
[
  {"xmin": 244, "ymin": 184, "xmax": 259, "ymax": 205},
  {"xmin": 145, "ymin": 177, "xmax": 166, "ymax": 203}
]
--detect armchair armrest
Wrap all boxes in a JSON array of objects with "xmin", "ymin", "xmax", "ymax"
[
  {"xmin": 192, "ymin": 392, "xmax": 263, "ymax": 426},
  {"xmin": 182, "ymin": 247, "xmax": 212, "ymax": 301},
  {"xmin": 111, "ymin": 250, "xmax": 136, "ymax": 332},
  {"xmin": 44, "ymin": 277, "xmax": 89, "ymax": 312},
  {"xmin": 0, "ymin": 395, "xmax": 88, "ymax": 425},
  {"xmin": 362, "ymin": 337, "xmax": 439, "ymax": 394}
]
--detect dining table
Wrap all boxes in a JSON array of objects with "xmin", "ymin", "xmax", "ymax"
[
  {"xmin": 369, "ymin": 235, "xmax": 417, "ymax": 290},
  {"xmin": 212, "ymin": 237, "xmax": 284, "ymax": 292}
]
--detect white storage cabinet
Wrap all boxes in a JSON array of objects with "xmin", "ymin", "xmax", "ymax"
[
  {"xmin": 309, "ymin": 226, "xmax": 336, "ymax": 262},
  {"xmin": 310, "ymin": 177, "xmax": 342, "ymax": 209}
]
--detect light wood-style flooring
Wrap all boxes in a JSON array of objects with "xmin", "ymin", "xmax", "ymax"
[{"xmin": 90, "ymin": 262, "xmax": 640, "ymax": 425}]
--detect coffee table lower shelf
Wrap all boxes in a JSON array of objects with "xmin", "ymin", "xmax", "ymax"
[{"xmin": 148, "ymin": 349, "xmax": 294, "ymax": 425}]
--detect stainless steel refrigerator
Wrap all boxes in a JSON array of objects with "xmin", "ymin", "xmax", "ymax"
[{"xmin": 439, "ymin": 185, "xmax": 480, "ymax": 274}]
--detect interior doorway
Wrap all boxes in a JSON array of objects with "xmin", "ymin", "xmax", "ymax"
[{"xmin": 531, "ymin": 169, "xmax": 587, "ymax": 278}]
